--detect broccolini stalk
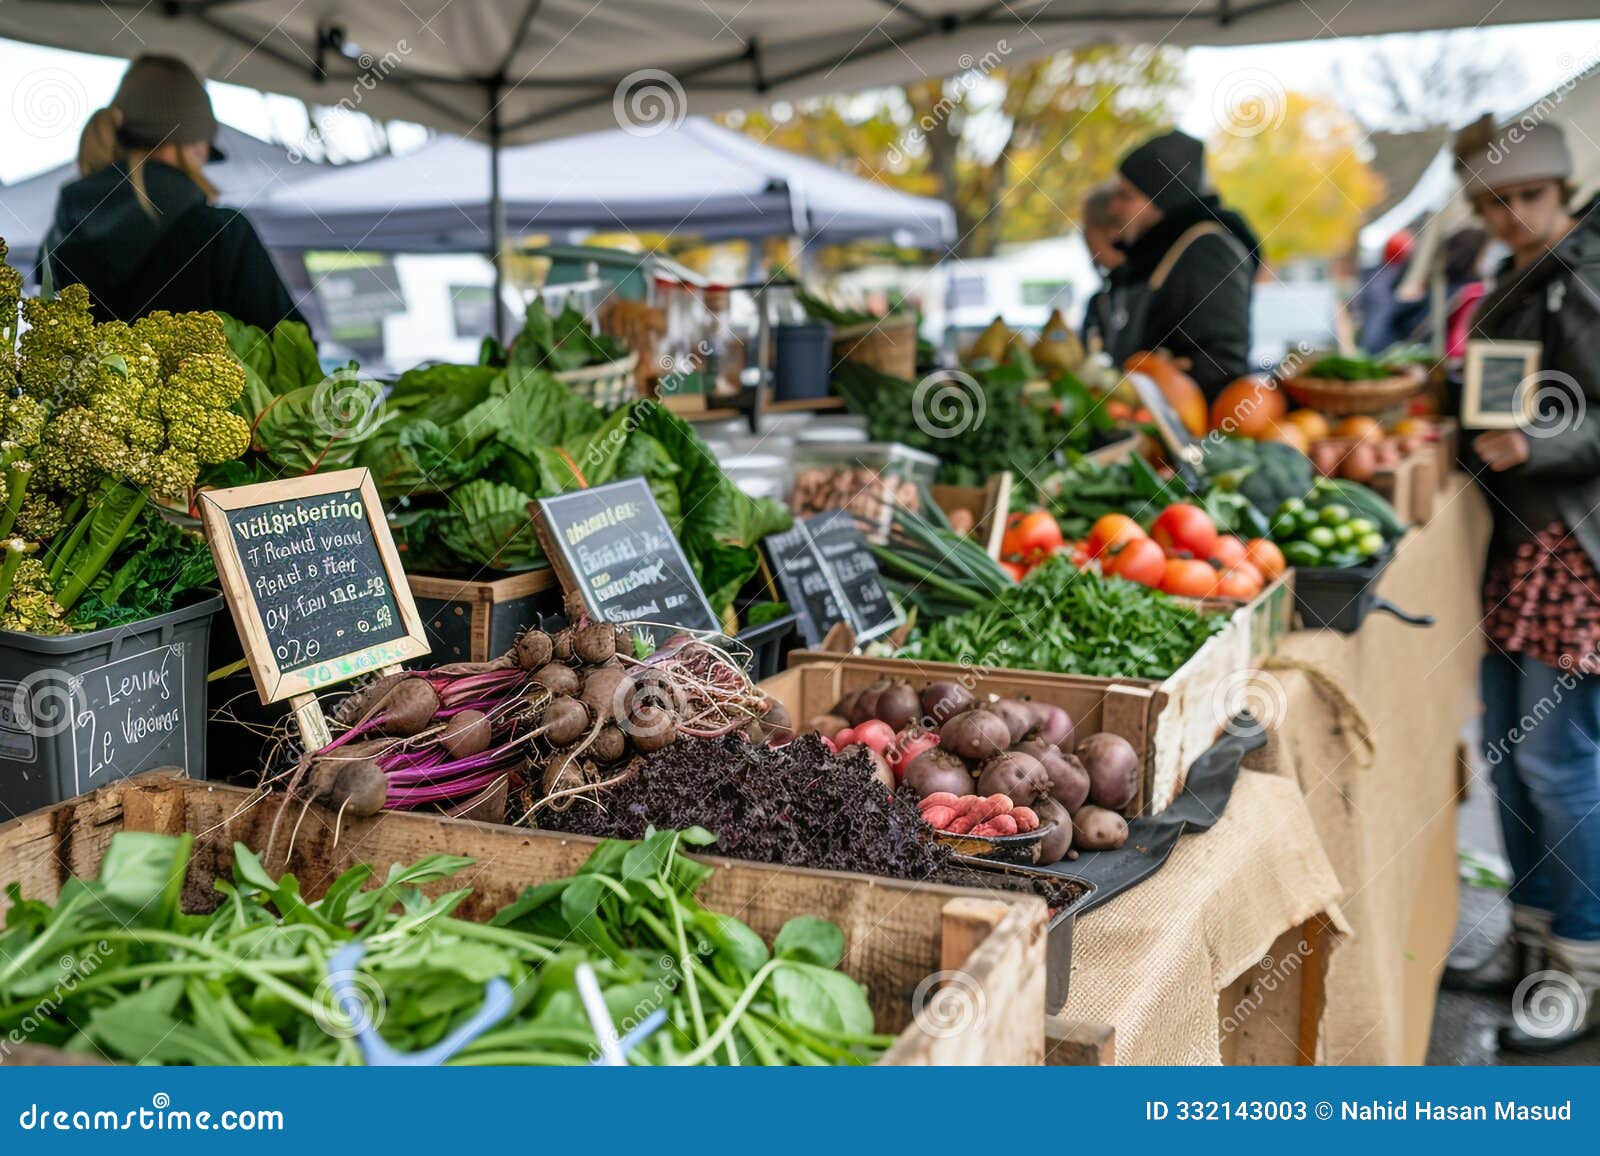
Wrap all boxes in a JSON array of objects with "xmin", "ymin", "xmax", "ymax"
[
  {"xmin": 0, "ymin": 539, "xmax": 25, "ymax": 613},
  {"xmin": 0, "ymin": 459, "xmax": 32, "ymax": 539}
]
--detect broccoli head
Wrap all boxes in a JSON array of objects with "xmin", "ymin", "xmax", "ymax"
[
  {"xmin": 1, "ymin": 395, "xmax": 47, "ymax": 448},
  {"xmin": 132, "ymin": 310, "xmax": 230, "ymax": 377},
  {"xmin": 169, "ymin": 350, "xmax": 246, "ymax": 408},
  {"xmin": 0, "ymin": 553, "xmax": 64, "ymax": 634},
  {"xmin": 19, "ymin": 285, "xmax": 98, "ymax": 405}
]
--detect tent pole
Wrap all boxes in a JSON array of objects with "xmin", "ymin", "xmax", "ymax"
[{"xmin": 489, "ymin": 81, "xmax": 507, "ymax": 342}]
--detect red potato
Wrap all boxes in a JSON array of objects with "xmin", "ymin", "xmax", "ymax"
[
  {"xmin": 887, "ymin": 729, "xmax": 940, "ymax": 777},
  {"xmin": 1013, "ymin": 806, "xmax": 1039, "ymax": 832},
  {"xmin": 922, "ymin": 805, "xmax": 958, "ymax": 829},
  {"xmin": 1072, "ymin": 805, "xmax": 1131, "ymax": 851},
  {"xmin": 985, "ymin": 813, "xmax": 1019, "ymax": 836},
  {"xmin": 985, "ymin": 793, "xmax": 1015, "ymax": 814},
  {"xmin": 918, "ymin": 791, "xmax": 962, "ymax": 811},
  {"xmin": 902, "ymin": 749, "xmax": 975, "ymax": 800},
  {"xmin": 850, "ymin": 719, "xmax": 897, "ymax": 755},
  {"xmin": 1077, "ymin": 732, "xmax": 1140, "ymax": 812},
  {"xmin": 947, "ymin": 813, "xmax": 979, "ymax": 835}
]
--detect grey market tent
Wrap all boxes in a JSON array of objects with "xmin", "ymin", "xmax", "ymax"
[
  {"xmin": 0, "ymin": 124, "xmax": 322, "ymax": 271},
  {"xmin": 248, "ymin": 117, "xmax": 956, "ymax": 252},
  {"xmin": 0, "ymin": 2, "xmax": 1592, "ymax": 148}
]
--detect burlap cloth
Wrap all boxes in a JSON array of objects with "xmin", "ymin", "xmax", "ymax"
[
  {"xmin": 1062, "ymin": 768, "xmax": 1348, "ymax": 1064},
  {"xmin": 1060, "ymin": 474, "xmax": 1489, "ymax": 1065},
  {"xmin": 1252, "ymin": 472, "xmax": 1490, "ymax": 1064}
]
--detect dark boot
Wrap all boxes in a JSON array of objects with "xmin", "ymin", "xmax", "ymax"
[
  {"xmin": 1497, "ymin": 937, "xmax": 1600, "ymax": 1055},
  {"xmin": 1443, "ymin": 906, "xmax": 1548, "ymax": 994}
]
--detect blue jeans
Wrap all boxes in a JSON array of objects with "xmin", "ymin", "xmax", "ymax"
[{"xmin": 1482, "ymin": 652, "xmax": 1600, "ymax": 941}]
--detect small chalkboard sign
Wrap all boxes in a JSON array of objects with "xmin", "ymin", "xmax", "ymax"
[
  {"xmin": 763, "ymin": 522, "xmax": 851, "ymax": 649},
  {"xmin": 199, "ymin": 468, "xmax": 431, "ymax": 708},
  {"xmin": 1125, "ymin": 370, "xmax": 1203, "ymax": 489},
  {"xmin": 71, "ymin": 643, "xmax": 187, "ymax": 795},
  {"xmin": 806, "ymin": 510, "xmax": 903, "ymax": 644},
  {"xmin": 1463, "ymin": 340, "xmax": 1541, "ymax": 429},
  {"xmin": 533, "ymin": 478, "xmax": 720, "ymax": 645}
]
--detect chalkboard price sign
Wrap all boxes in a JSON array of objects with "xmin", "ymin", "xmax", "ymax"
[
  {"xmin": 199, "ymin": 468, "xmax": 430, "ymax": 703},
  {"xmin": 71, "ymin": 644, "xmax": 189, "ymax": 795},
  {"xmin": 534, "ymin": 478, "xmax": 720, "ymax": 645},
  {"xmin": 1463, "ymin": 340, "xmax": 1542, "ymax": 429},
  {"xmin": 1125, "ymin": 370, "xmax": 1203, "ymax": 489},
  {"xmin": 806, "ymin": 510, "xmax": 903, "ymax": 644},
  {"xmin": 763, "ymin": 522, "xmax": 850, "ymax": 648}
]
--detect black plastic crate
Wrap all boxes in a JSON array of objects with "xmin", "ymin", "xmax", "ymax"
[{"xmin": 1292, "ymin": 546, "xmax": 1433, "ymax": 633}]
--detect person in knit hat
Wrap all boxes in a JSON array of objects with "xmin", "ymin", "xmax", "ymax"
[
  {"xmin": 1442, "ymin": 114, "xmax": 1600, "ymax": 1055},
  {"xmin": 43, "ymin": 54, "xmax": 307, "ymax": 333},
  {"xmin": 1100, "ymin": 129, "xmax": 1260, "ymax": 398}
]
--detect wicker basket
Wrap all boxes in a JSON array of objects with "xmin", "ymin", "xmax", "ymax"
[
  {"xmin": 1283, "ymin": 365, "xmax": 1426, "ymax": 415},
  {"xmin": 832, "ymin": 315, "xmax": 917, "ymax": 380},
  {"xmin": 554, "ymin": 351, "xmax": 640, "ymax": 408}
]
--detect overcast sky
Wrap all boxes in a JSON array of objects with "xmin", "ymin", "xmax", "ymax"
[{"xmin": 0, "ymin": 21, "xmax": 1595, "ymax": 185}]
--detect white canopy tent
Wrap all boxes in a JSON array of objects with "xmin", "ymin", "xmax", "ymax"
[
  {"xmin": 0, "ymin": 124, "xmax": 323, "ymax": 273},
  {"xmin": 248, "ymin": 117, "xmax": 956, "ymax": 252},
  {"xmin": 0, "ymin": 0, "xmax": 1589, "ymax": 325}
]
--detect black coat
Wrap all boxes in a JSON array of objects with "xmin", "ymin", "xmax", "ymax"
[
  {"xmin": 42, "ymin": 161, "xmax": 308, "ymax": 334},
  {"xmin": 1462, "ymin": 195, "xmax": 1600, "ymax": 571},
  {"xmin": 1095, "ymin": 198, "xmax": 1260, "ymax": 399}
]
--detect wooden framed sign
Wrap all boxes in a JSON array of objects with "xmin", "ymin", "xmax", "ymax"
[
  {"xmin": 198, "ymin": 468, "xmax": 430, "ymax": 706},
  {"xmin": 805, "ymin": 510, "xmax": 903, "ymax": 644},
  {"xmin": 1462, "ymin": 339, "xmax": 1542, "ymax": 429},
  {"xmin": 533, "ymin": 477, "xmax": 720, "ymax": 645},
  {"xmin": 1125, "ymin": 370, "xmax": 1203, "ymax": 489},
  {"xmin": 762, "ymin": 521, "xmax": 851, "ymax": 649}
]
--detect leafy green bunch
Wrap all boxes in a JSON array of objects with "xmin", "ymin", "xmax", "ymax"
[
  {"xmin": 0, "ymin": 240, "xmax": 249, "ymax": 632},
  {"xmin": 0, "ymin": 828, "xmax": 889, "ymax": 1065}
]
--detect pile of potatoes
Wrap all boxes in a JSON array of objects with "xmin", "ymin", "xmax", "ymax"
[{"xmin": 806, "ymin": 677, "xmax": 1138, "ymax": 860}]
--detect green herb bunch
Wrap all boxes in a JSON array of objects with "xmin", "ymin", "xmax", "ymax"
[
  {"xmin": 0, "ymin": 240, "xmax": 247, "ymax": 632},
  {"xmin": 0, "ymin": 829, "xmax": 890, "ymax": 1066}
]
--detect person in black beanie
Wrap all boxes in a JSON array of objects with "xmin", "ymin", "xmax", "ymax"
[{"xmin": 1102, "ymin": 129, "xmax": 1260, "ymax": 398}]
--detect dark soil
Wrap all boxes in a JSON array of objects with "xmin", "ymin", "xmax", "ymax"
[{"xmin": 543, "ymin": 734, "xmax": 1085, "ymax": 909}]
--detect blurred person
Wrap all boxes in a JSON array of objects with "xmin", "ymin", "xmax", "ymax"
[
  {"xmin": 43, "ymin": 54, "xmax": 307, "ymax": 333},
  {"xmin": 1100, "ymin": 130, "xmax": 1260, "ymax": 399},
  {"xmin": 1356, "ymin": 229, "xmax": 1424, "ymax": 353},
  {"xmin": 1079, "ymin": 180, "xmax": 1124, "ymax": 354},
  {"xmin": 1444, "ymin": 115, "xmax": 1600, "ymax": 1054},
  {"xmin": 1441, "ymin": 226, "xmax": 1489, "ymax": 358}
]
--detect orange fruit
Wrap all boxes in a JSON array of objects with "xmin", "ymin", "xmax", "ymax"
[
  {"xmin": 1284, "ymin": 409, "xmax": 1330, "ymax": 442},
  {"xmin": 1209, "ymin": 376, "xmax": 1287, "ymax": 437},
  {"xmin": 1259, "ymin": 419, "xmax": 1310, "ymax": 454},
  {"xmin": 1336, "ymin": 414, "xmax": 1383, "ymax": 443},
  {"xmin": 1124, "ymin": 351, "xmax": 1208, "ymax": 437},
  {"xmin": 1244, "ymin": 538, "xmax": 1287, "ymax": 581}
]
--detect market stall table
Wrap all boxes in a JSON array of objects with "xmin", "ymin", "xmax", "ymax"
[
  {"xmin": 1052, "ymin": 768, "xmax": 1348, "ymax": 1065},
  {"xmin": 1258, "ymin": 471, "xmax": 1490, "ymax": 1064}
]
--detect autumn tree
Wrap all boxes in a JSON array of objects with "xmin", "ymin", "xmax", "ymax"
[
  {"xmin": 1208, "ymin": 91, "xmax": 1383, "ymax": 267},
  {"xmin": 726, "ymin": 45, "xmax": 1183, "ymax": 259}
]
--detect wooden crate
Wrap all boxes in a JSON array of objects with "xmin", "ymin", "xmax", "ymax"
[
  {"xmin": 930, "ymin": 472, "xmax": 1012, "ymax": 560},
  {"xmin": 1370, "ymin": 447, "xmax": 1439, "ymax": 525},
  {"xmin": 0, "ymin": 772, "xmax": 1049, "ymax": 1067},
  {"xmin": 407, "ymin": 569, "xmax": 560, "ymax": 664},
  {"xmin": 785, "ymin": 571, "xmax": 1284, "ymax": 814}
]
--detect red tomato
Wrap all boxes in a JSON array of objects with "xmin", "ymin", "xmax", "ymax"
[
  {"xmin": 1152, "ymin": 503, "xmax": 1218, "ymax": 559},
  {"xmin": 1012, "ymin": 510, "xmax": 1065, "ymax": 558},
  {"xmin": 1087, "ymin": 513, "xmax": 1146, "ymax": 558},
  {"xmin": 1160, "ymin": 558, "xmax": 1218, "ymax": 598},
  {"xmin": 1244, "ymin": 538, "xmax": 1286, "ymax": 581},
  {"xmin": 1216, "ymin": 566, "xmax": 1264, "ymax": 601},
  {"xmin": 1106, "ymin": 537, "xmax": 1166, "ymax": 587},
  {"xmin": 1001, "ymin": 560, "xmax": 1027, "ymax": 582},
  {"xmin": 1209, "ymin": 535, "xmax": 1246, "ymax": 569}
]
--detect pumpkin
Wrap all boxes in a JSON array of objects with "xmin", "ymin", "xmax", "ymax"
[
  {"xmin": 1123, "ymin": 351, "xmax": 1207, "ymax": 437},
  {"xmin": 1209, "ymin": 375, "xmax": 1287, "ymax": 437}
]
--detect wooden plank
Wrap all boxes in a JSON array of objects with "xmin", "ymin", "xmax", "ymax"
[
  {"xmin": 1, "ymin": 773, "xmax": 1047, "ymax": 1066},
  {"xmin": 1044, "ymin": 1018, "xmax": 1116, "ymax": 1066},
  {"xmin": 406, "ymin": 568, "xmax": 557, "ymax": 602}
]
